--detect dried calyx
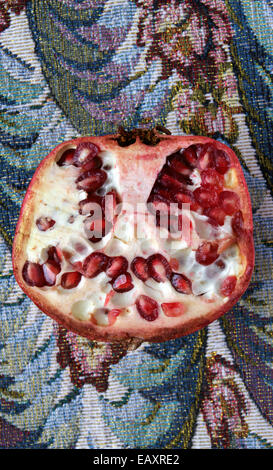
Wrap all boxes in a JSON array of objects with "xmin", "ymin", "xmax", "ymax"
[{"xmin": 116, "ymin": 125, "xmax": 171, "ymax": 147}]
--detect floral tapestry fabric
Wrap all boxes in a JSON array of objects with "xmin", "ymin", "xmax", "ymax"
[{"xmin": 0, "ymin": 0, "xmax": 273, "ymax": 448}]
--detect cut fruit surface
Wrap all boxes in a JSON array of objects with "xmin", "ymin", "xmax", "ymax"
[{"xmin": 12, "ymin": 131, "xmax": 254, "ymax": 342}]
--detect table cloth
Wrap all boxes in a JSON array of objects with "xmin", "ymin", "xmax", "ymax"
[{"xmin": 0, "ymin": 0, "xmax": 273, "ymax": 449}]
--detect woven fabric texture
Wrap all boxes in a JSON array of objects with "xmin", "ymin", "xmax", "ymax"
[{"xmin": 0, "ymin": 0, "xmax": 273, "ymax": 449}]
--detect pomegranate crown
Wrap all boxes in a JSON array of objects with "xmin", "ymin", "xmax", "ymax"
[{"xmin": 116, "ymin": 125, "xmax": 172, "ymax": 147}]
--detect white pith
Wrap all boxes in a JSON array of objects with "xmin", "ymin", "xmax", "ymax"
[{"xmin": 24, "ymin": 147, "xmax": 242, "ymax": 327}]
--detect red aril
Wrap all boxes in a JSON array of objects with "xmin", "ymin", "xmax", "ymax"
[
  {"xmin": 131, "ymin": 257, "xmax": 149, "ymax": 282},
  {"xmin": 79, "ymin": 195, "xmax": 104, "ymax": 215},
  {"xmin": 173, "ymin": 189, "xmax": 199, "ymax": 211},
  {"xmin": 43, "ymin": 260, "xmax": 61, "ymax": 286},
  {"xmin": 196, "ymin": 242, "xmax": 219, "ymax": 266},
  {"xmin": 22, "ymin": 261, "xmax": 46, "ymax": 287},
  {"xmin": 204, "ymin": 207, "xmax": 226, "ymax": 226},
  {"xmin": 219, "ymin": 190, "xmax": 240, "ymax": 215},
  {"xmin": 201, "ymin": 169, "xmax": 224, "ymax": 190},
  {"xmin": 111, "ymin": 273, "xmax": 134, "ymax": 292},
  {"xmin": 82, "ymin": 252, "xmax": 109, "ymax": 278},
  {"xmin": 76, "ymin": 169, "xmax": 107, "ymax": 192},
  {"xmin": 13, "ymin": 132, "xmax": 254, "ymax": 343},
  {"xmin": 107, "ymin": 308, "xmax": 122, "ymax": 326},
  {"xmin": 147, "ymin": 254, "xmax": 172, "ymax": 282},
  {"xmin": 136, "ymin": 295, "xmax": 159, "ymax": 321},
  {"xmin": 61, "ymin": 272, "xmax": 82, "ymax": 289},
  {"xmin": 57, "ymin": 148, "xmax": 75, "ymax": 166},
  {"xmin": 214, "ymin": 149, "xmax": 230, "ymax": 174},
  {"xmin": 171, "ymin": 273, "xmax": 192, "ymax": 294},
  {"xmin": 73, "ymin": 142, "xmax": 99, "ymax": 167},
  {"xmin": 161, "ymin": 302, "xmax": 186, "ymax": 317},
  {"xmin": 193, "ymin": 186, "xmax": 219, "ymax": 208},
  {"xmin": 232, "ymin": 210, "xmax": 244, "ymax": 237},
  {"xmin": 182, "ymin": 144, "xmax": 201, "ymax": 167},
  {"xmin": 106, "ymin": 256, "xmax": 128, "ymax": 278},
  {"xmin": 220, "ymin": 276, "xmax": 237, "ymax": 297},
  {"xmin": 36, "ymin": 216, "xmax": 56, "ymax": 232}
]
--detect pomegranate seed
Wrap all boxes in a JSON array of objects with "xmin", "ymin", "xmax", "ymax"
[
  {"xmin": 79, "ymin": 195, "xmax": 104, "ymax": 215},
  {"xmin": 136, "ymin": 295, "xmax": 159, "ymax": 321},
  {"xmin": 201, "ymin": 169, "xmax": 224, "ymax": 190},
  {"xmin": 147, "ymin": 254, "xmax": 172, "ymax": 282},
  {"xmin": 161, "ymin": 302, "xmax": 186, "ymax": 317},
  {"xmin": 173, "ymin": 190, "xmax": 199, "ymax": 211},
  {"xmin": 57, "ymin": 148, "xmax": 75, "ymax": 166},
  {"xmin": 231, "ymin": 210, "xmax": 244, "ymax": 237},
  {"xmin": 106, "ymin": 256, "xmax": 128, "ymax": 278},
  {"xmin": 104, "ymin": 289, "xmax": 115, "ymax": 306},
  {"xmin": 73, "ymin": 142, "xmax": 99, "ymax": 167},
  {"xmin": 214, "ymin": 149, "xmax": 230, "ymax": 174},
  {"xmin": 85, "ymin": 217, "xmax": 112, "ymax": 243},
  {"xmin": 159, "ymin": 172, "xmax": 188, "ymax": 191},
  {"xmin": 197, "ymin": 144, "xmax": 215, "ymax": 170},
  {"xmin": 216, "ymin": 259, "xmax": 225, "ymax": 269},
  {"xmin": 182, "ymin": 145, "xmax": 201, "ymax": 167},
  {"xmin": 47, "ymin": 246, "xmax": 62, "ymax": 265},
  {"xmin": 219, "ymin": 191, "xmax": 240, "ymax": 216},
  {"xmin": 131, "ymin": 257, "xmax": 149, "ymax": 282},
  {"xmin": 147, "ymin": 192, "xmax": 171, "ymax": 215},
  {"xmin": 111, "ymin": 272, "xmax": 134, "ymax": 292},
  {"xmin": 43, "ymin": 260, "xmax": 61, "ymax": 286},
  {"xmin": 61, "ymin": 272, "xmax": 82, "ymax": 289},
  {"xmin": 36, "ymin": 217, "xmax": 55, "ymax": 231},
  {"xmin": 196, "ymin": 242, "xmax": 219, "ymax": 266},
  {"xmin": 108, "ymin": 308, "xmax": 122, "ymax": 326},
  {"xmin": 193, "ymin": 187, "xmax": 218, "ymax": 208},
  {"xmin": 80, "ymin": 156, "xmax": 102, "ymax": 172},
  {"xmin": 220, "ymin": 275, "xmax": 237, "ymax": 297},
  {"xmin": 22, "ymin": 261, "xmax": 46, "ymax": 287},
  {"xmin": 82, "ymin": 252, "xmax": 109, "ymax": 278},
  {"xmin": 169, "ymin": 257, "xmax": 179, "ymax": 271},
  {"xmin": 76, "ymin": 169, "xmax": 107, "ymax": 192},
  {"xmin": 204, "ymin": 207, "xmax": 226, "ymax": 226},
  {"xmin": 165, "ymin": 165, "xmax": 193, "ymax": 186},
  {"xmin": 171, "ymin": 272, "xmax": 192, "ymax": 294},
  {"xmin": 167, "ymin": 154, "xmax": 192, "ymax": 175}
]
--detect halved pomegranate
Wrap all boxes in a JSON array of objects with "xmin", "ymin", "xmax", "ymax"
[{"xmin": 12, "ymin": 130, "xmax": 254, "ymax": 342}]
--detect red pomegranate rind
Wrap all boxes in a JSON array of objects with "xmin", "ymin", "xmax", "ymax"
[{"xmin": 12, "ymin": 133, "xmax": 254, "ymax": 343}]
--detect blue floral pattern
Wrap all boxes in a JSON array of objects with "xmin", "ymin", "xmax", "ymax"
[{"xmin": 0, "ymin": 0, "xmax": 273, "ymax": 448}]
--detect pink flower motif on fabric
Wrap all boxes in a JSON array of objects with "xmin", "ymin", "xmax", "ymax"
[{"xmin": 201, "ymin": 353, "xmax": 249, "ymax": 448}]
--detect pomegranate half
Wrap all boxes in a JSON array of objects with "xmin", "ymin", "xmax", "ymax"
[{"xmin": 12, "ymin": 130, "xmax": 254, "ymax": 342}]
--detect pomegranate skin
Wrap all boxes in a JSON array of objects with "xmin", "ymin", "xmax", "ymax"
[{"xmin": 12, "ymin": 133, "xmax": 254, "ymax": 343}]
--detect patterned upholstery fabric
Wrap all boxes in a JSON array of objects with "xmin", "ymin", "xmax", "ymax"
[{"xmin": 0, "ymin": 0, "xmax": 272, "ymax": 449}]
